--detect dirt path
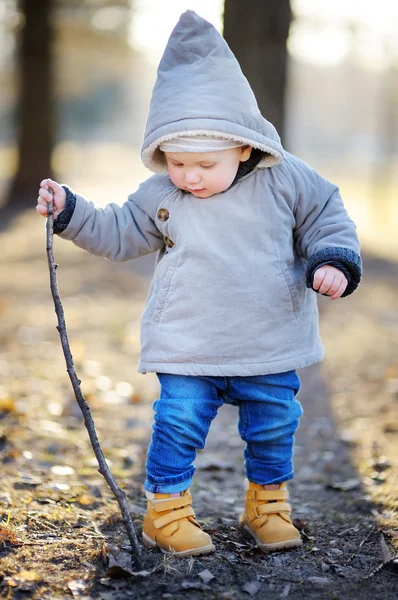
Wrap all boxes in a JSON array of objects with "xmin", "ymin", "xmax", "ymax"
[{"xmin": 0, "ymin": 211, "xmax": 397, "ymax": 599}]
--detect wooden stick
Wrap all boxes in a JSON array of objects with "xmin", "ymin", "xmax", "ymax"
[{"xmin": 45, "ymin": 190, "xmax": 143, "ymax": 569}]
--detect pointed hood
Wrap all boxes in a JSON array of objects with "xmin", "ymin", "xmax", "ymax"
[{"xmin": 141, "ymin": 10, "xmax": 284, "ymax": 173}]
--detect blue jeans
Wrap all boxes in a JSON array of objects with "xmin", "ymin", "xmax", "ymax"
[{"xmin": 144, "ymin": 371, "xmax": 302, "ymax": 493}]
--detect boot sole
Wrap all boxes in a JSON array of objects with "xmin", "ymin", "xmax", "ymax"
[
  {"xmin": 142, "ymin": 532, "xmax": 215, "ymax": 557},
  {"xmin": 241, "ymin": 524, "xmax": 303, "ymax": 552}
]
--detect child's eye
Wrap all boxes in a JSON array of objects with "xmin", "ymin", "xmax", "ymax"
[
  {"xmin": 201, "ymin": 164, "xmax": 215, "ymax": 169},
  {"xmin": 171, "ymin": 162, "xmax": 184, "ymax": 167}
]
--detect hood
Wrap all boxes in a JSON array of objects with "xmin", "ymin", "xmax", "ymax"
[{"xmin": 141, "ymin": 10, "xmax": 284, "ymax": 174}]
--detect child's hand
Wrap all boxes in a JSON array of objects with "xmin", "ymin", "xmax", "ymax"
[
  {"xmin": 36, "ymin": 178, "xmax": 66, "ymax": 219},
  {"xmin": 312, "ymin": 265, "xmax": 348, "ymax": 300}
]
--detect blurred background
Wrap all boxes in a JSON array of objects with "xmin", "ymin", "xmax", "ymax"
[{"xmin": 0, "ymin": 0, "xmax": 397, "ymax": 255}]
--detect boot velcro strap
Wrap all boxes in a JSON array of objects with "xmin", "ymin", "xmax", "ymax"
[
  {"xmin": 152, "ymin": 494, "xmax": 192, "ymax": 513},
  {"xmin": 247, "ymin": 489, "xmax": 289, "ymax": 502},
  {"xmin": 254, "ymin": 502, "xmax": 292, "ymax": 518},
  {"xmin": 153, "ymin": 506, "xmax": 195, "ymax": 530}
]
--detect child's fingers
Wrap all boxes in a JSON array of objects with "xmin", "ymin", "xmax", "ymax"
[
  {"xmin": 312, "ymin": 270, "xmax": 323, "ymax": 290},
  {"xmin": 40, "ymin": 178, "xmax": 65, "ymax": 201},
  {"xmin": 40, "ymin": 177, "xmax": 59, "ymax": 191},
  {"xmin": 37, "ymin": 196, "xmax": 47, "ymax": 207},
  {"xmin": 318, "ymin": 273, "xmax": 335, "ymax": 295},
  {"xmin": 329, "ymin": 278, "xmax": 348, "ymax": 300},
  {"xmin": 312, "ymin": 267, "xmax": 332, "ymax": 292},
  {"xmin": 38, "ymin": 188, "xmax": 54, "ymax": 202},
  {"xmin": 36, "ymin": 195, "xmax": 49, "ymax": 210},
  {"xmin": 313, "ymin": 266, "xmax": 348, "ymax": 298},
  {"xmin": 324, "ymin": 276, "xmax": 343, "ymax": 297},
  {"xmin": 36, "ymin": 202, "xmax": 48, "ymax": 216}
]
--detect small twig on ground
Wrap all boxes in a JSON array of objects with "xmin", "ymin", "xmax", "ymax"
[
  {"xmin": 45, "ymin": 191, "xmax": 142, "ymax": 570},
  {"xmin": 361, "ymin": 556, "xmax": 398, "ymax": 581},
  {"xmin": 344, "ymin": 525, "xmax": 376, "ymax": 565},
  {"xmin": 361, "ymin": 534, "xmax": 398, "ymax": 580}
]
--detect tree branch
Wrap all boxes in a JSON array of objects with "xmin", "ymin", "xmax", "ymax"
[{"xmin": 45, "ymin": 190, "xmax": 142, "ymax": 569}]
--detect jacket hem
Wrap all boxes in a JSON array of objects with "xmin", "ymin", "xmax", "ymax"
[{"xmin": 138, "ymin": 350, "xmax": 324, "ymax": 376}]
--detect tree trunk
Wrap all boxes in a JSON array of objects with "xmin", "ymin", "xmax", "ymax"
[
  {"xmin": 223, "ymin": 0, "xmax": 291, "ymax": 141},
  {"xmin": 4, "ymin": 0, "xmax": 54, "ymax": 215}
]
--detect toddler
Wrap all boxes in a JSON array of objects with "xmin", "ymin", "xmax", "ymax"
[{"xmin": 37, "ymin": 11, "xmax": 362, "ymax": 557}]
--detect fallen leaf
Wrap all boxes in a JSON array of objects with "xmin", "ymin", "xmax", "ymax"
[
  {"xmin": 14, "ymin": 475, "xmax": 41, "ymax": 490},
  {"xmin": 307, "ymin": 576, "xmax": 330, "ymax": 586},
  {"xmin": 198, "ymin": 569, "xmax": 214, "ymax": 584},
  {"xmin": 372, "ymin": 456, "xmax": 391, "ymax": 472},
  {"xmin": 327, "ymin": 479, "xmax": 361, "ymax": 492},
  {"xmin": 67, "ymin": 579, "xmax": 91, "ymax": 598},
  {"xmin": 6, "ymin": 570, "xmax": 39, "ymax": 591},
  {"xmin": 292, "ymin": 518, "xmax": 310, "ymax": 533},
  {"xmin": 380, "ymin": 534, "xmax": 392, "ymax": 562},
  {"xmin": 242, "ymin": 581, "xmax": 261, "ymax": 596},
  {"xmin": 328, "ymin": 548, "xmax": 343, "ymax": 557},
  {"xmin": 331, "ymin": 564, "xmax": 358, "ymax": 578},
  {"xmin": 181, "ymin": 580, "xmax": 210, "ymax": 590},
  {"xmin": 103, "ymin": 543, "xmax": 153, "ymax": 578},
  {"xmin": 104, "ymin": 514, "xmax": 122, "ymax": 527},
  {"xmin": 227, "ymin": 540, "xmax": 250, "ymax": 549},
  {"xmin": 76, "ymin": 493, "xmax": 98, "ymax": 507},
  {"xmin": 15, "ymin": 570, "xmax": 38, "ymax": 582},
  {"xmin": 280, "ymin": 584, "xmax": 291, "ymax": 598},
  {"xmin": 107, "ymin": 551, "xmax": 135, "ymax": 577},
  {"xmin": 48, "ymin": 482, "xmax": 70, "ymax": 491},
  {"xmin": 0, "ymin": 525, "xmax": 21, "ymax": 545}
]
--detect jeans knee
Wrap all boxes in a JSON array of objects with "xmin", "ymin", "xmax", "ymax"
[
  {"xmin": 153, "ymin": 418, "xmax": 206, "ymax": 449},
  {"xmin": 239, "ymin": 398, "xmax": 302, "ymax": 444},
  {"xmin": 153, "ymin": 398, "xmax": 215, "ymax": 449}
]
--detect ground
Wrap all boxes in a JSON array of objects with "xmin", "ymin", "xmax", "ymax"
[{"xmin": 0, "ymin": 210, "xmax": 397, "ymax": 599}]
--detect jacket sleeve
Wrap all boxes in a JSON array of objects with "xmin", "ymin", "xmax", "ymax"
[
  {"xmin": 283, "ymin": 153, "xmax": 362, "ymax": 297},
  {"xmin": 57, "ymin": 177, "xmax": 165, "ymax": 261}
]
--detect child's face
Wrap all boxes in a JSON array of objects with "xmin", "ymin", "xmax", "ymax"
[{"xmin": 164, "ymin": 146, "xmax": 252, "ymax": 198}]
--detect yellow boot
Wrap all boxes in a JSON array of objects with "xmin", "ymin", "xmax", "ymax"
[
  {"xmin": 142, "ymin": 489, "xmax": 215, "ymax": 556},
  {"xmin": 240, "ymin": 481, "xmax": 302, "ymax": 552}
]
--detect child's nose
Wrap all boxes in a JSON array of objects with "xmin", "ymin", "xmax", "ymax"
[{"xmin": 185, "ymin": 170, "xmax": 201, "ymax": 184}]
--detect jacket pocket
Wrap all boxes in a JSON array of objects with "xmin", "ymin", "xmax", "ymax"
[
  {"xmin": 279, "ymin": 263, "xmax": 302, "ymax": 314},
  {"xmin": 152, "ymin": 258, "xmax": 178, "ymax": 323}
]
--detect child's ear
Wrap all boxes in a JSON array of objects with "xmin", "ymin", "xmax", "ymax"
[{"xmin": 239, "ymin": 146, "xmax": 252, "ymax": 162}]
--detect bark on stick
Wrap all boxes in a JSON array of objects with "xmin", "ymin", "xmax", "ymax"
[{"xmin": 45, "ymin": 190, "xmax": 142, "ymax": 569}]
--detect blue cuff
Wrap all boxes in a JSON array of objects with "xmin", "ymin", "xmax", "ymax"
[
  {"xmin": 306, "ymin": 247, "xmax": 362, "ymax": 297},
  {"xmin": 53, "ymin": 185, "xmax": 76, "ymax": 234}
]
